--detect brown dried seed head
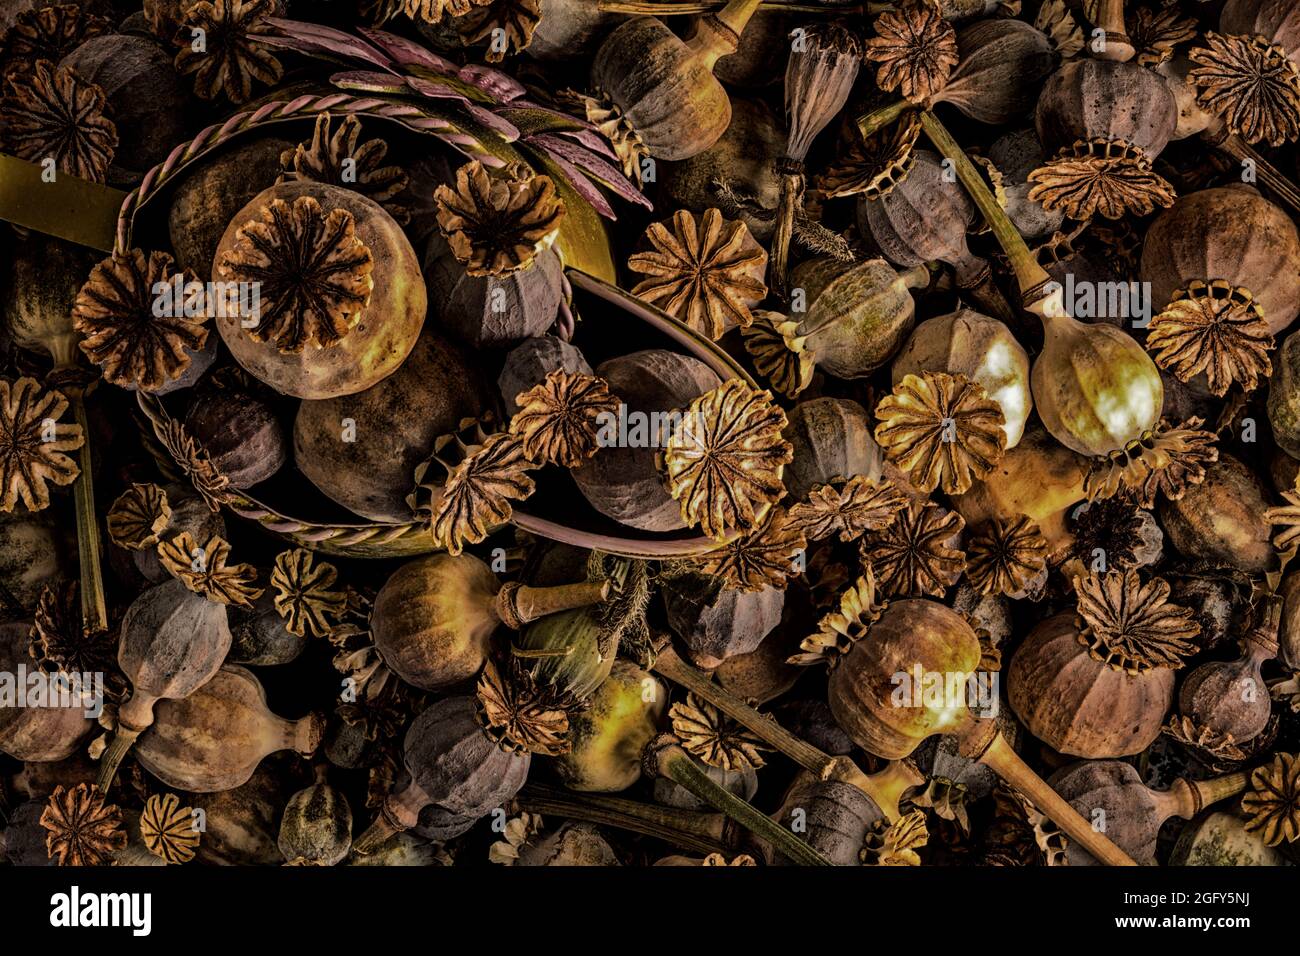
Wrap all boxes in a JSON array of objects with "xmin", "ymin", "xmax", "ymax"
[
  {"xmin": 790, "ymin": 569, "xmax": 884, "ymax": 667},
  {"xmin": 175, "ymin": 0, "xmax": 284, "ymax": 105},
  {"xmin": 860, "ymin": 500, "xmax": 965, "ymax": 599},
  {"xmin": 786, "ymin": 475, "xmax": 906, "ymax": 544},
  {"xmin": 669, "ymin": 692, "xmax": 769, "ymax": 771},
  {"xmin": 1027, "ymin": 139, "xmax": 1177, "ymax": 221},
  {"xmin": 740, "ymin": 311, "xmax": 814, "ymax": 399},
  {"xmin": 0, "ymin": 377, "xmax": 83, "ymax": 514},
  {"xmin": 40, "ymin": 783, "xmax": 127, "ymax": 867},
  {"xmin": 1241, "ymin": 752, "xmax": 1300, "ymax": 847},
  {"xmin": 4, "ymin": 5, "xmax": 111, "ymax": 79},
  {"xmin": 819, "ymin": 111, "xmax": 921, "ymax": 201},
  {"xmin": 0, "ymin": 59, "xmax": 117, "ymax": 183},
  {"xmin": 271, "ymin": 548, "xmax": 346, "ymax": 638},
  {"xmin": 455, "ymin": 0, "xmax": 542, "ymax": 63},
  {"xmin": 1073, "ymin": 569, "xmax": 1200, "ymax": 673},
  {"xmin": 107, "ymin": 483, "xmax": 172, "ymax": 551},
  {"xmin": 475, "ymin": 658, "xmax": 570, "ymax": 756},
  {"xmin": 280, "ymin": 113, "xmax": 410, "ymax": 223},
  {"xmin": 157, "ymin": 532, "xmax": 263, "ymax": 608},
  {"xmin": 510, "ymin": 371, "xmax": 620, "ymax": 468},
  {"xmin": 431, "ymin": 431, "xmax": 536, "ymax": 555},
  {"xmin": 966, "ymin": 516, "xmax": 1048, "ymax": 598},
  {"xmin": 435, "ymin": 160, "xmax": 565, "ymax": 277},
  {"xmin": 864, "ymin": 0, "xmax": 958, "ymax": 104},
  {"xmin": 140, "ymin": 793, "xmax": 201, "ymax": 864},
  {"xmin": 159, "ymin": 420, "xmax": 231, "ymax": 513},
  {"xmin": 1146, "ymin": 281, "xmax": 1273, "ymax": 397},
  {"xmin": 696, "ymin": 508, "xmax": 808, "ymax": 593},
  {"xmin": 1189, "ymin": 32, "xmax": 1300, "ymax": 148}
]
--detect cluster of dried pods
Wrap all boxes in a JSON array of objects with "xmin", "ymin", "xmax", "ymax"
[{"xmin": 0, "ymin": 0, "xmax": 1299, "ymax": 870}]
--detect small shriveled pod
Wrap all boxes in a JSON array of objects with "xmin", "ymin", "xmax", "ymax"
[
  {"xmin": 782, "ymin": 397, "xmax": 884, "ymax": 500},
  {"xmin": 353, "ymin": 696, "xmax": 530, "ymax": 853},
  {"xmin": 97, "ymin": 579, "xmax": 234, "ymax": 790},
  {"xmin": 213, "ymin": 180, "xmax": 426, "ymax": 400},
  {"xmin": 1156, "ymin": 454, "xmax": 1273, "ymax": 575},
  {"xmin": 572, "ymin": 349, "xmax": 721, "ymax": 531},
  {"xmin": 134, "ymin": 665, "xmax": 324, "ymax": 793},
  {"xmin": 370, "ymin": 553, "xmax": 610, "ymax": 692},
  {"xmin": 551, "ymin": 662, "xmax": 666, "ymax": 793},
  {"xmin": 891, "ymin": 308, "xmax": 1031, "ymax": 449},
  {"xmin": 772, "ymin": 771, "xmax": 884, "ymax": 866},
  {"xmin": 228, "ymin": 592, "xmax": 308, "ymax": 667},
  {"xmin": 1007, "ymin": 571, "xmax": 1200, "ymax": 759},
  {"xmin": 932, "ymin": 18, "xmax": 1059, "ymax": 125},
  {"xmin": 293, "ymin": 329, "xmax": 489, "ymax": 522},
  {"xmin": 1175, "ymin": 602, "xmax": 1280, "ymax": 748},
  {"xmin": 184, "ymin": 387, "xmax": 287, "ymax": 490},
  {"xmin": 277, "ymin": 767, "xmax": 353, "ymax": 866},
  {"xmin": 662, "ymin": 571, "xmax": 784, "ymax": 670},
  {"xmin": 1029, "ymin": 58, "xmax": 1178, "ymax": 221},
  {"xmin": 0, "ymin": 622, "xmax": 93, "ymax": 762},
  {"xmin": 1049, "ymin": 761, "xmax": 1251, "ymax": 866},
  {"xmin": 590, "ymin": 0, "xmax": 764, "ymax": 161}
]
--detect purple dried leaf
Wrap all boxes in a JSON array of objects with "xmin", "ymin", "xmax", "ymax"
[
  {"xmin": 458, "ymin": 64, "xmax": 527, "ymax": 102},
  {"xmin": 358, "ymin": 27, "xmax": 458, "ymax": 73},
  {"xmin": 529, "ymin": 133, "xmax": 650, "ymax": 209},
  {"xmin": 532, "ymin": 145, "xmax": 616, "ymax": 219},
  {"xmin": 263, "ymin": 17, "xmax": 394, "ymax": 71}
]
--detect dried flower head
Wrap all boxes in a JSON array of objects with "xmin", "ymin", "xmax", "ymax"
[
  {"xmin": 0, "ymin": 377, "xmax": 83, "ymax": 513},
  {"xmin": 456, "ymin": 0, "xmax": 542, "ymax": 63},
  {"xmin": 218, "ymin": 195, "xmax": 375, "ymax": 354},
  {"xmin": 0, "ymin": 59, "xmax": 116, "ymax": 182},
  {"xmin": 476, "ymin": 659, "xmax": 570, "ymax": 756},
  {"xmin": 271, "ymin": 548, "xmax": 346, "ymax": 638},
  {"xmin": 1241, "ymin": 752, "xmax": 1300, "ymax": 846},
  {"xmin": 1074, "ymin": 569, "xmax": 1200, "ymax": 673},
  {"xmin": 1068, "ymin": 498, "xmax": 1148, "ymax": 571},
  {"xmin": 107, "ymin": 483, "xmax": 172, "ymax": 552},
  {"xmin": 1163, "ymin": 713, "xmax": 1248, "ymax": 762},
  {"xmin": 786, "ymin": 476, "xmax": 905, "ymax": 544},
  {"xmin": 73, "ymin": 250, "xmax": 211, "ymax": 392},
  {"xmin": 1189, "ymin": 32, "xmax": 1300, "ymax": 148},
  {"xmin": 139, "ymin": 793, "xmax": 201, "ymax": 864},
  {"xmin": 1034, "ymin": 0, "xmax": 1084, "ymax": 59},
  {"xmin": 863, "ymin": 809, "xmax": 928, "ymax": 865},
  {"xmin": 819, "ymin": 111, "xmax": 920, "ymax": 200},
  {"xmin": 669, "ymin": 693, "xmax": 769, "ymax": 771},
  {"xmin": 1126, "ymin": 4, "xmax": 1197, "ymax": 66},
  {"xmin": 628, "ymin": 209, "xmax": 768, "ymax": 340},
  {"xmin": 661, "ymin": 379, "xmax": 793, "ymax": 539},
  {"xmin": 434, "ymin": 160, "xmax": 565, "ymax": 276},
  {"xmin": 280, "ymin": 113, "xmax": 410, "ymax": 224},
  {"xmin": 157, "ymin": 532, "xmax": 263, "ymax": 608},
  {"xmin": 1265, "ymin": 487, "xmax": 1300, "ymax": 553},
  {"xmin": 510, "ymin": 371, "xmax": 620, "ymax": 468},
  {"xmin": 370, "ymin": 0, "xmax": 489, "ymax": 24},
  {"xmin": 1027, "ymin": 139, "xmax": 1176, "ymax": 221},
  {"xmin": 696, "ymin": 509, "xmax": 807, "ymax": 593},
  {"xmin": 40, "ymin": 784, "xmax": 126, "ymax": 866},
  {"xmin": 430, "ymin": 431, "xmax": 536, "ymax": 555},
  {"xmin": 159, "ymin": 420, "xmax": 231, "ymax": 513},
  {"xmin": 741, "ymin": 310, "xmax": 814, "ymax": 399},
  {"xmin": 559, "ymin": 89, "xmax": 648, "ymax": 185},
  {"xmin": 488, "ymin": 810, "xmax": 543, "ymax": 865},
  {"xmin": 29, "ymin": 581, "xmax": 123, "ymax": 697},
  {"xmin": 175, "ymin": 0, "xmax": 284, "ymax": 104},
  {"xmin": 860, "ymin": 500, "xmax": 966, "ymax": 599},
  {"xmin": 1084, "ymin": 418, "xmax": 1219, "ymax": 508},
  {"xmin": 1146, "ymin": 281, "xmax": 1273, "ymax": 397},
  {"xmin": 3, "ymin": 5, "xmax": 110, "ymax": 79},
  {"xmin": 874, "ymin": 372, "xmax": 1007, "ymax": 496},
  {"xmin": 966, "ymin": 517, "xmax": 1048, "ymax": 597},
  {"xmin": 864, "ymin": 0, "xmax": 958, "ymax": 104},
  {"xmin": 790, "ymin": 570, "xmax": 884, "ymax": 667}
]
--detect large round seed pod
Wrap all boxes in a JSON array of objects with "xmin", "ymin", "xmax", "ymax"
[
  {"xmin": 933, "ymin": 19, "xmax": 1059, "ymax": 125},
  {"xmin": 789, "ymin": 258, "xmax": 923, "ymax": 381},
  {"xmin": 858, "ymin": 151, "xmax": 985, "ymax": 288},
  {"xmin": 656, "ymin": 98, "xmax": 786, "ymax": 242},
  {"xmin": 782, "ymin": 397, "xmax": 884, "ymax": 500},
  {"xmin": 715, "ymin": 622, "xmax": 804, "ymax": 705},
  {"xmin": 1156, "ymin": 454, "xmax": 1272, "ymax": 574},
  {"xmin": 167, "ymin": 135, "xmax": 294, "ymax": 279},
  {"xmin": 213, "ymin": 181, "xmax": 426, "ymax": 400},
  {"xmin": 1035, "ymin": 58, "xmax": 1177, "ymax": 158},
  {"xmin": 1170, "ymin": 810, "xmax": 1289, "ymax": 866},
  {"xmin": 0, "ymin": 510, "xmax": 68, "ymax": 612},
  {"xmin": 228, "ymin": 592, "xmax": 308, "ymax": 667},
  {"xmin": 191, "ymin": 762, "xmax": 289, "ymax": 865},
  {"xmin": 293, "ymin": 328, "xmax": 487, "ymax": 522},
  {"xmin": 277, "ymin": 773, "xmax": 353, "ymax": 866},
  {"xmin": 828, "ymin": 600, "xmax": 981, "ymax": 760},
  {"xmin": 514, "ymin": 608, "xmax": 617, "ymax": 702},
  {"xmin": 1007, "ymin": 612, "xmax": 1177, "ymax": 758},
  {"xmin": 662, "ymin": 572, "xmax": 784, "ymax": 670},
  {"xmin": 184, "ymin": 388, "xmax": 287, "ymax": 489},
  {"xmin": 891, "ymin": 308, "xmax": 1032, "ymax": 449},
  {"xmin": 0, "ymin": 622, "xmax": 93, "ymax": 762},
  {"xmin": 134, "ymin": 665, "xmax": 324, "ymax": 793},
  {"xmin": 498, "ymin": 335, "xmax": 593, "ymax": 417},
  {"xmin": 529, "ymin": 0, "xmax": 620, "ymax": 59},
  {"xmin": 2, "ymin": 233, "xmax": 99, "ymax": 366},
  {"xmin": 590, "ymin": 7, "xmax": 761, "ymax": 161},
  {"xmin": 1177, "ymin": 606, "xmax": 1278, "ymax": 746},
  {"xmin": 1141, "ymin": 186, "xmax": 1300, "ymax": 335},
  {"xmin": 423, "ymin": 232, "xmax": 564, "ymax": 348},
  {"xmin": 571, "ymin": 349, "xmax": 721, "ymax": 531},
  {"xmin": 772, "ymin": 772, "xmax": 883, "ymax": 866},
  {"xmin": 551, "ymin": 662, "xmax": 666, "ymax": 793},
  {"xmin": 59, "ymin": 33, "xmax": 189, "ymax": 180},
  {"xmin": 1269, "ymin": 329, "xmax": 1300, "ymax": 459}
]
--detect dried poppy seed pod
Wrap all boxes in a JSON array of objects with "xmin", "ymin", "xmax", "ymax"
[
  {"xmin": 1269, "ymin": 329, "xmax": 1300, "ymax": 459},
  {"xmin": 772, "ymin": 772, "xmax": 884, "ymax": 866},
  {"xmin": 277, "ymin": 768, "xmax": 353, "ymax": 866},
  {"xmin": 0, "ymin": 510, "xmax": 68, "ymax": 612},
  {"xmin": 1176, "ymin": 602, "xmax": 1280, "ymax": 747},
  {"xmin": 590, "ymin": 0, "xmax": 763, "ymax": 161},
  {"xmin": 354, "ymin": 697, "xmax": 530, "ymax": 854},
  {"xmin": 371, "ymin": 552, "xmax": 610, "ymax": 692},
  {"xmin": 214, "ymin": 181, "xmax": 426, "ymax": 400},
  {"xmin": 1171, "ymin": 809, "xmax": 1290, "ymax": 866},
  {"xmin": 134, "ymin": 665, "xmax": 324, "ymax": 793},
  {"xmin": 663, "ymin": 572, "xmax": 784, "ymax": 670},
  {"xmin": 228, "ymin": 592, "xmax": 307, "ymax": 667},
  {"xmin": 131, "ymin": 484, "xmax": 227, "ymax": 585},
  {"xmin": 0, "ymin": 622, "xmax": 92, "ymax": 762},
  {"xmin": 891, "ymin": 309, "xmax": 1031, "ymax": 449},
  {"xmin": 184, "ymin": 388, "xmax": 287, "ymax": 490},
  {"xmin": 551, "ymin": 662, "xmax": 666, "ymax": 793},
  {"xmin": 933, "ymin": 18, "xmax": 1059, "ymax": 125},
  {"xmin": 498, "ymin": 336, "xmax": 593, "ymax": 417},
  {"xmin": 97, "ymin": 579, "xmax": 234, "ymax": 791},
  {"xmin": 3, "ymin": 233, "xmax": 100, "ymax": 368},
  {"xmin": 1156, "ymin": 454, "xmax": 1273, "ymax": 575},
  {"xmin": 572, "ymin": 350, "xmax": 722, "ymax": 532},
  {"xmin": 986, "ymin": 129, "xmax": 1064, "ymax": 239},
  {"xmin": 293, "ymin": 329, "xmax": 488, "ymax": 522},
  {"xmin": 1049, "ymin": 761, "xmax": 1250, "ymax": 866},
  {"xmin": 783, "ymin": 397, "xmax": 884, "ymax": 501},
  {"xmin": 513, "ymin": 607, "xmax": 618, "ymax": 704},
  {"xmin": 529, "ymin": 0, "xmax": 620, "ymax": 60},
  {"xmin": 190, "ymin": 764, "xmax": 287, "ymax": 865}
]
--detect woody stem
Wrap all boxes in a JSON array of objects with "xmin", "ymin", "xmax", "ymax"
[{"xmin": 517, "ymin": 784, "xmax": 732, "ymax": 855}]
